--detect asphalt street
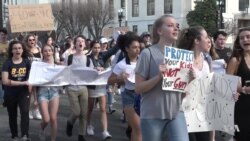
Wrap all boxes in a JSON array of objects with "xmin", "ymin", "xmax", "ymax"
[{"xmin": 0, "ymin": 94, "xmax": 128, "ymax": 141}]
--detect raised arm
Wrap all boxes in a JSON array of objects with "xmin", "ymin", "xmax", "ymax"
[{"xmin": 101, "ymin": 44, "xmax": 120, "ymax": 63}]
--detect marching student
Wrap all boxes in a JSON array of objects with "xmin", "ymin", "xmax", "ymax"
[
  {"xmin": 37, "ymin": 45, "xmax": 60, "ymax": 141},
  {"xmin": 227, "ymin": 27, "xmax": 250, "ymax": 141},
  {"xmin": 86, "ymin": 40, "xmax": 112, "ymax": 140},
  {"xmin": 135, "ymin": 15, "xmax": 189, "ymax": 141},
  {"xmin": 108, "ymin": 32, "xmax": 142, "ymax": 141},
  {"xmin": 178, "ymin": 26, "xmax": 211, "ymax": 141},
  {"xmin": 2, "ymin": 40, "xmax": 32, "ymax": 141},
  {"xmin": 64, "ymin": 35, "xmax": 94, "ymax": 141},
  {"xmin": 25, "ymin": 34, "xmax": 43, "ymax": 120}
]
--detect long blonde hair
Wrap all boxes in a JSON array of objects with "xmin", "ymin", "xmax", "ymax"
[{"xmin": 152, "ymin": 15, "xmax": 174, "ymax": 44}]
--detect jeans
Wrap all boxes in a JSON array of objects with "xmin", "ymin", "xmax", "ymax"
[
  {"xmin": 107, "ymin": 92, "xmax": 113, "ymax": 106},
  {"xmin": 4, "ymin": 92, "xmax": 30, "ymax": 138},
  {"xmin": 66, "ymin": 86, "xmax": 88, "ymax": 136},
  {"xmin": 141, "ymin": 112, "xmax": 189, "ymax": 141},
  {"xmin": 0, "ymin": 82, "xmax": 4, "ymax": 103},
  {"xmin": 121, "ymin": 89, "xmax": 136, "ymax": 108},
  {"xmin": 38, "ymin": 87, "xmax": 59, "ymax": 102}
]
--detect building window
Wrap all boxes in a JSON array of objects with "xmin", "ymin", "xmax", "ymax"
[
  {"xmin": 147, "ymin": 0, "xmax": 155, "ymax": 16},
  {"xmin": 132, "ymin": 0, "xmax": 139, "ymax": 17},
  {"xmin": 133, "ymin": 25, "xmax": 138, "ymax": 33},
  {"xmin": 164, "ymin": 0, "xmax": 172, "ymax": 14},
  {"xmin": 121, "ymin": 0, "xmax": 125, "ymax": 8},
  {"xmin": 239, "ymin": 0, "xmax": 248, "ymax": 11},
  {"xmin": 148, "ymin": 24, "xmax": 153, "ymax": 33}
]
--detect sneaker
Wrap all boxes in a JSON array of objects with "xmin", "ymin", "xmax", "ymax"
[
  {"xmin": 33, "ymin": 109, "xmax": 42, "ymax": 120},
  {"xmin": 21, "ymin": 135, "xmax": 31, "ymax": 141},
  {"xmin": 29, "ymin": 111, "xmax": 33, "ymax": 119},
  {"xmin": 12, "ymin": 137, "xmax": 19, "ymax": 141},
  {"xmin": 126, "ymin": 125, "xmax": 132, "ymax": 139},
  {"xmin": 86, "ymin": 125, "xmax": 94, "ymax": 136},
  {"xmin": 66, "ymin": 120, "xmax": 73, "ymax": 137},
  {"xmin": 102, "ymin": 131, "xmax": 111, "ymax": 140},
  {"xmin": 78, "ymin": 135, "xmax": 86, "ymax": 141},
  {"xmin": 108, "ymin": 107, "xmax": 116, "ymax": 114},
  {"xmin": 39, "ymin": 130, "xmax": 46, "ymax": 141}
]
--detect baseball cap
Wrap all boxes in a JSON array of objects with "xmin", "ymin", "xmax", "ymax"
[
  {"xmin": 141, "ymin": 32, "xmax": 151, "ymax": 38},
  {"xmin": 100, "ymin": 38, "xmax": 109, "ymax": 44}
]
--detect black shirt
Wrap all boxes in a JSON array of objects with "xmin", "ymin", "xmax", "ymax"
[
  {"xmin": 2, "ymin": 58, "xmax": 31, "ymax": 95},
  {"xmin": 215, "ymin": 47, "xmax": 232, "ymax": 63}
]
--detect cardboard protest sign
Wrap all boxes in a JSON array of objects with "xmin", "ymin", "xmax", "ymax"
[
  {"xmin": 183, "ymin": 73, "xmax": 239, "ymax": 135},
  {"xmin": 8, "ymin": 4, "xmax": 54, "ymax": 33},
  {"xmin": 162, "ymin": 46, "xmax": 193, "ymax": 92},
  {"xmin": 102, "ymin": 26, "xmax": 129, "ymax": 37},
  {"xmin": 28, "ymin": 61, "xmax": 111, "ymax": 86}
]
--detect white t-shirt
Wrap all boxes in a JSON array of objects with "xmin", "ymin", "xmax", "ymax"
[
  {"xmin": 193, "ymin": 58, "xmax": 210, "ymax": 79},
  {"xmin": 113, "ymin": 58, "xmax": 136, "ymax": 90}
]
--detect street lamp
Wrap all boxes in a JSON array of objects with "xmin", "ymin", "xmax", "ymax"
[
  {"xmin": 118, "ymin": 9, "xmax": 124, "ymax": 27},
  {"xmin": 217, "ymin": 0, "xmax": 224, "ymax": 29}
]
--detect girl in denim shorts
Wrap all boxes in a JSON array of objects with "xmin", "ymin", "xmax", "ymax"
[
  {"xmin": 108, "ymin": 32, "xmax": 142, "ymax": 141},
  {"xmin": 37, "ymin": 45, "xmax": 60, "ymax": 141}
]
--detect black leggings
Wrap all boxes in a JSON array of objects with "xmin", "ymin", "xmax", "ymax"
[
  {"xmin": 189, "ymin": 132, "xmax": 211, "ymax": 141},
  {"xmin": 4, "ymin": 92, "xmax": 30, "ymax": 138}
]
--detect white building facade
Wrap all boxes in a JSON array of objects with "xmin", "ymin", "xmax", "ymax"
[
  {"xmin": 111, "ymin": 0, "xmax": 250, "ymax": 36},
  {"xmin": 111, "ymin": 0, "xmax": 194, "ymax": 35}
]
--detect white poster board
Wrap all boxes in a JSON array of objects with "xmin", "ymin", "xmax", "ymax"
[
  {"xmin": 28, "ymin": 61, "xmax": 111, "ymax": 86},
  {"xmin": 183, "ymin": 73, "xmax": 239, "ymax": 135},
  {"xmin": 162, "ymin": 46, "xmax": 193, "ymax": 92}
]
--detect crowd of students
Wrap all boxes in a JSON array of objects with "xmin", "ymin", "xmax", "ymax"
[{"xmin": 1, "ymin": 14, "xmax": 250, "ymax": 141}]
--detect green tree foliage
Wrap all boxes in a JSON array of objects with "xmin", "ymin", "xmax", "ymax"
[{"xmin": 186, "ymin": 0, "xmax": 218, "ymax": 36}]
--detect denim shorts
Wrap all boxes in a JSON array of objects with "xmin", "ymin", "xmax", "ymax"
[
  {"xmin": 121, "ymin": 89, "xmax": 136, "ymax": 108},
  {"xmin": 38, "ymin": 87, "xmax": 59, "ymax": 102}
]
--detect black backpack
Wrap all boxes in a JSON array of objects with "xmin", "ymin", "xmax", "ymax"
[
  {"xmin": 67, "ymin": 54, "xmax": 95, "ymax": 89},
  {"xmin": 67, "ymin": 54, "xmax": 90, "ymax": 67}
]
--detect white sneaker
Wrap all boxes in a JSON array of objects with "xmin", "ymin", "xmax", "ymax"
[
  {"xmin": 33, "ymin": 109, "xmax": 42, "ymax": 120},
  {"xmin": 86, "ymin": 125, "xmax": 94, "ymax": 136},
  {"xmin": 21, "ymin": 135, "xmax": 31, "ymax": 141},
  {"xmin": 39, "ymin": 130, "xmax": 46, "ymax": 141},
  {"xmin": 102, "ymin": 131, "xmax": 111, "ymax": 140},
  {"xmin": 12, "ymin": 137, "xmax": 19, "ymax": 141},
  {"xmin": 29, "ymin": 111, "xmax": 33, "ymax": 119}
]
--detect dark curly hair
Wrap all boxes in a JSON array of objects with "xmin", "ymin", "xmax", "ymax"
[{"xmin": 8, "ymin": 40, "xmax": 31, "ymax": 59}]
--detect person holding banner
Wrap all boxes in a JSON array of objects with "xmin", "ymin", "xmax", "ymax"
[
  {"xmin": 178, "ymin": 26, "xmax": 211, "ymax": 141},
  {"xmin": 37, "ymin": 45, "xmax": 60, "ymax": 141},
  {"xmin": 64, "ymin": 35, "xmax": 93, "ymax": 141},
  {"xmin": 86, "ymin": 40, "xmax": 114, "ymax": 140},
  {"xmin": 135, "ymin": 15, "xmax": 189, "ymax": 141},
  {"xmin": 227, "ymin": 27, "xmax": 250, "ymax": 141},
  {"xmin": 2, "ymin": 40, "xmax": 32, "ymax": 141}
]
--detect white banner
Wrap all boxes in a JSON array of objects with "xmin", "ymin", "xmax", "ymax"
[
  {"xmin": 162, "ymin": 46, "xmax": 193, "ymax": 92},
  {"xmin": 28, "ymin": 61, "xmax": 111, "ymax": 86},
  {"xmin": 183, "ymin": 73, "xmax": 239, "ymax": 135}
]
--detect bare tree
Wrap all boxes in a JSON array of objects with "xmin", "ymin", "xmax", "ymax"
[
  {"xmin": 52, "ymin": 1, "xmax": 88, "ymax": 39},
  {"xmin": 83, "ymin": 1, "xmax": 114, "ymax": 39},
  {"xmin": 52, "ymin": 1, "xmax": 114, "ymax": 39}
]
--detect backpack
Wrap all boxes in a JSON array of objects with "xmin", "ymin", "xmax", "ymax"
[
  {"xmin": 67, "ymin": 54, "xmax": 90, "ymax": 67},
  {"xmin": 67, "ymin": 54, "xmax": 95, "ymax": 89}
]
